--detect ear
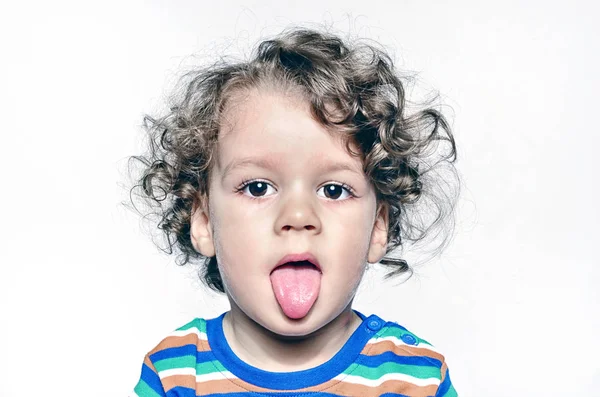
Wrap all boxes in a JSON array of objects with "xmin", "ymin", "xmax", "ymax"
[
  {"xmin": 367, "ymin": 202, "xmax": 389, "ymax": 264},
  {"xmin": 190, "ymin": 195, "xmax": 216, "ymax": 257}
]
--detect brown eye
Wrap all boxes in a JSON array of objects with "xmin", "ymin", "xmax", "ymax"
[
  {"xmin": 248, "ymin": 182, "xmax": 268, "ymax": 196},
  {"xmin": 240, "ymin": 181, "xmax": 275, "ymax": 198},
  {"xmin": 324, "ymin": 184, "xmax": 342, "ymax": 199},
  {"xmin": 318, "ymin": 184, "xmax": 352, "ymax": 200}
]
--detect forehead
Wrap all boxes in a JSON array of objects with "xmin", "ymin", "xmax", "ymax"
[{"xmin": 216, "ymin": 89, "xmax": 363, "ymax": 172}]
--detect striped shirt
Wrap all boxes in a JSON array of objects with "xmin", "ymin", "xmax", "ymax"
[{"xmin": 133, "ymin": 311, "xmax": 457, "ymax": 396}]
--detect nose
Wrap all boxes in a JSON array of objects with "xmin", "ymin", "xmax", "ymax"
[{"xmin": 274, "ymin": 191, "xmax": 322, "ymax": 235}]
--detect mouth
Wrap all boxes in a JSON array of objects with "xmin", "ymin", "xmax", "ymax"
[
  {"xmin": 272, "ymin": 252, "xmax": 322, "ymax": 273},
  {"xmin": 270, "ymin": 252, "xmax": 322, "ymax": 320}
]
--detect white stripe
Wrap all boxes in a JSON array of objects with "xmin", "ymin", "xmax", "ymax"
[
  {"xmin": 196, "ymin": 371, "xmax": 236, "ymax": 382},
  {"xmin": 158, "ymin": 367, "xmax": 196, "ymax": 378},
  {"xmin": 159, "ymin": 368, "xmax": 238, "ymax": 383},
  {"xmin": 367, "ymin": 336, "xmax": 442, "ymax": 354},
  {"xmin": 335, "ymin": 373, "xmax": 441, "ymax": 387},
  {"xmin": 168, "ymin": 328, "xmax": 208, "ymax": 340}
]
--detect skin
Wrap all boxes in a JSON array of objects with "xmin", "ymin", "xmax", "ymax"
[{"xmin": 190, "ymin": 88, "xmax": 389, "ymax": 372}]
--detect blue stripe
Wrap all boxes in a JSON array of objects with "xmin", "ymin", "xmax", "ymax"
[
  {"xmin": 149, "ymin": 346, "xmax": 215, "ymax": 364},
  {"xmin": 164, "ymin": 385, "xmax": 196, "ymax": 397},
  {"xmin": 357, "ymin": 351, "xmax": 443, "ymax": 368},
  {"xmin": 435, "ymin": 367, "xmax": 452, "ymax": 396},
  {"xmin": 379, "ymin": 394, "xmax": 413, "ymax": 397},
  {"xmin": 195, "ymin": 350, "xmax": 215, "ymax": 363},
  {"xmin": 150, "ymin": 345, "xmax": 197, "ymax": 361},
  {"xmin": 202, "ymin": 393, "xmax": 366, "ymax": 397},
  {"xmin": 381, "ymin": 322, "xmax": 408, "ymax": 331},
  {"xmin": 140, "ymin": 363, "xmax": 165, "ymax": 396}
]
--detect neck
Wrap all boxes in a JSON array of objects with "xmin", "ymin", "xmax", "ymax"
[{"xmin": 222, "ymin": 305, "xmax": 361, "ymax": 372}]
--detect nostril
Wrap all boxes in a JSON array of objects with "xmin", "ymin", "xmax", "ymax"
[{"xmin": 282, "ymin": 224, "xmax": 315, "ymax": 231}]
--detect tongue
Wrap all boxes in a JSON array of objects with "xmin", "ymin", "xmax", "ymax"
[{"xmin": 270, "ymin": 263, "xmax": 321, "ymax": 319}]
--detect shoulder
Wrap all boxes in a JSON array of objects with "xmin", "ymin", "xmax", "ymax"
[
  {"xmin": 133, "ymin": 318, "xmax": 211, "ymax": 397},
  {"xmin": 145, "ymin": 318, "xmax": 210, "ymax": 363},
  {"xmin": 366, "ymin": 318, "xmax": 445, "ymax": 359},
  {"xmin": 361, "ymin": 316, "xmax": 450, "ymax": 381},
  {"xmin": 346, "ymin": 314, "xmax": 458, "ymax": 395}
]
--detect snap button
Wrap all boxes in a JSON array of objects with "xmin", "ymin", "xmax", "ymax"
[
  {"xmin": 367, "ymin": 319, "xmax": 381, "ymax": 331},
  {"xmin": 401, "ymin": 334, "xmax": 417, "ymax": 345}
]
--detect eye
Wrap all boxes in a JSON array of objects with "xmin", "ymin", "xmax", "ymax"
[
  {"xmin": 317, "ymin": 183, "xmax": 354, "ymax": 200},
  {"xmin": 238, "ymin": 180, "xmax": 276, "ymax": 198}
]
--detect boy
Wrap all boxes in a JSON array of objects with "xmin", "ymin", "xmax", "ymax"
[{"xmin": 132, "ymin": 28, "xmax": 458, "ymax": 396}]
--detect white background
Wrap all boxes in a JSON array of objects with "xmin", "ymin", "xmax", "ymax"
[{"xmin": 0, "ymin": 1, "xmax": 598, "ymax": 396}]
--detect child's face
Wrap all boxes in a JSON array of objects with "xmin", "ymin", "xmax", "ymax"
[{"xmin": 191, "ymin": 89, "xmax": 388, "ymax": 337}]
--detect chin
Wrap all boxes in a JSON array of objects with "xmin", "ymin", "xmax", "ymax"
[{"xmin": 269, "ymin": 320, "xmax": 321, "ymax": 339}]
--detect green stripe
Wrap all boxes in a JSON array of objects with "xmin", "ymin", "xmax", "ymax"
[
  {"xmin": 154, "ymin": 355, "xmax": 196, "ymax": 372},
  {"xmin": 176, "ymin": 318, "xmax": 206, "ymax": 333},
  {"xmin": 196, "ymin": 360, "xmax": 227, "ymax": 375},
  {"xmin": 133, "ymin": 380, "xmax": 163, "ymax": 397},
  {"xmin": 343, "ymin": 362, "xmax": 441, "ymax": 380}
]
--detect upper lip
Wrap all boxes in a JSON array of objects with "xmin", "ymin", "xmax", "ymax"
[{"xmin": 273, "ymin": 252, "xmax": 322, "ymax": 272}]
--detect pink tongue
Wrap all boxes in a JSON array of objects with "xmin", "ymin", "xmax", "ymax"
[{"xmin": 270, "ymin": 263, "xmax": 321, "ymax": 319}]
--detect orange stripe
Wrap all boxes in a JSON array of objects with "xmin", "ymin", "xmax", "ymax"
[
  {"xmin": 194, "ymin": 378, "xmax": 438, "ymax": 397},
  {"xmin": 146, "ymin": 333, "xmax": 212, "ymax": 356},
  {"xmin": 196, "ymin": 378, "xmax": 278, "ymax": 393},
  {"xmin": 143, "ymin": 355, "xmax": 154, "ymax": 369},
  {"xmin": 362, "ymin": 340, "xmax": 445, "ymax": 363},
  {"xmin": 440, "ymin": 360, "xmax": 448, "ymax": 383},
  {"xmin": 162, "ymin": 374, "xmax": 197, "ymax": 392}
]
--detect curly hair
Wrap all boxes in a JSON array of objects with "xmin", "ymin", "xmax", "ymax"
[{"xmin": 130, "ymin": 27, "xmax": 459, "ymax": 293}]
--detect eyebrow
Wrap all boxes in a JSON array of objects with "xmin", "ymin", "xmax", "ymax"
[{"xmin": 221, "ymin": 156, "xmax": 363, "ymax": 179}]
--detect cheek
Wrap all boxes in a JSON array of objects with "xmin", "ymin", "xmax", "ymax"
[
  {"xmin": 211, "ymin": 202, "xmax": 269, "ymax": 271},
  {"xmin": 338, "ymin": 204, "xmax": 376, "ymax": 250},
  {"xmin": 328, "ymin": 212, "xmax": 372, "ymax": 277}
]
